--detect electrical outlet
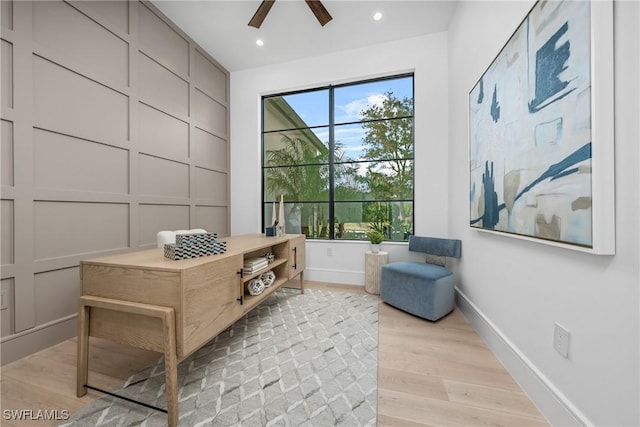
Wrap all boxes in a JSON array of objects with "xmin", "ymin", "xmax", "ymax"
[
  {"xmin": 553, "ymin": 323, "xmax": 570, "ymax": 358},
  {"xmin": 0, "ymin": 289, "xmax": 8, "ymax": 310},
  {"xmin": 326, "ymin": 247, "xmax": 333, "ymax": 257}
]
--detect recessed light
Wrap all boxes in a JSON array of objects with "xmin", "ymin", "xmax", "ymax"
[
  {"xmin": 373, "ymin": 11, "xmax": 383, "ymax": 21},
  {"xmin": 256, "ymin": 39, "xmax": 264, "ymax": 47}
]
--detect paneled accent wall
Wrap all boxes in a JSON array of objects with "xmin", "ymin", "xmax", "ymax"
[{"xmin": 0, "ymin": 0, "xmax": 230, "ymax": 364}]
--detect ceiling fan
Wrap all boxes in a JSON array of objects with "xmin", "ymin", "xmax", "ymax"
[{"xmin": 248, "ymin": 0, "xmax": 333, "ymax": 28}]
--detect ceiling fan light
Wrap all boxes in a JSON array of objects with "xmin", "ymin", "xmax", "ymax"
[{"xmin": 373, "ymin": 11, "xmax": 383, "ymax": 21}]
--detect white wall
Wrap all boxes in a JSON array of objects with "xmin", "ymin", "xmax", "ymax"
[
  {"xmin": 448, "ymin": 1, "xmax": 639, "ymax": 426},
  {"xmin": 230, "ymin": 33, "xmax": 451, "ymax": 284}
]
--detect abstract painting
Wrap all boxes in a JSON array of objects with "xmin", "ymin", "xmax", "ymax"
[{"xmin": 469, "ymin": 0, "xmax": 613, "ymax": 251}]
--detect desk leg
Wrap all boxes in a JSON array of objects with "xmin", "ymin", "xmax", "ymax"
[
  {"xmin": 77, "ymin": 302, "xmax": 90, "ymax": 397},
  {"xmin": 162, "ymin": 309, "xmax": 178, "ymax": 427},
  {"xmin": 76, "ymin": 296, "xmax": 179, "ymax": 426}
]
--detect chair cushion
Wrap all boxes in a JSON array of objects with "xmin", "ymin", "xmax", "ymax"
[
  {"xmin": 380, "ymin": 261, "xmax": 455, "ymax": 321},
  {"xmin": 382, "ymin": 261, "xmax": 452, "ymax": 281}
]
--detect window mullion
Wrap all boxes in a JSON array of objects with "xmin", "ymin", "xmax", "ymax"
[{"xmin": 328, "ymin": 86, "xmax": 335, "ymax": 240}]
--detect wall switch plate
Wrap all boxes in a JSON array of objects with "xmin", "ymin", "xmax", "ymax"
[
  {"xmin": 326, "ymin": 247, "xmax": 333, "ymax": 256},
  {"xmin": 553, "ymin": 323, "xmax": 570, "ymax": 358}
]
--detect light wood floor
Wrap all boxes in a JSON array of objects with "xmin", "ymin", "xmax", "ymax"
[{"xmin": 0, "ymin": 282, "xmax": 548, "ymax": 426}]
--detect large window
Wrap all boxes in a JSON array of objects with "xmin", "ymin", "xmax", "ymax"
[{"xmin": 262, "ymin": 74, "xmax": 414, "ymax": 241}]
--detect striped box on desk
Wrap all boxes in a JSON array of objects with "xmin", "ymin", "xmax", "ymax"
[
  {"xmin": 163, "ymin": 240, "xmax": 227, "ymax": 260},
  {"xmin": 175, "ymin": 232, "xmax": 218, "ymax": 246}
]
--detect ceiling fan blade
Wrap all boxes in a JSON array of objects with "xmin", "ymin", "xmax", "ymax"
[
  {"xmin": 248, "ymin": 0, "xmax": 275, "ymax": 28},
  {"xmin": 305, "ymin": 0, "xmax": 332, "ymax": 26}
]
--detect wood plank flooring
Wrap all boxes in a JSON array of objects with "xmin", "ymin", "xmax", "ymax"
[
  {"xmin": 377, "ymin": 301, "xmax": 548, "ymax": 426},
  {"xmin": 0, "ymin": 281, "xmax": 548, "ymax": 426}
]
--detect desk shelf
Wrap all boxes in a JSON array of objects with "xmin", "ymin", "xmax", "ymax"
[
  {"xmin": 242, "ymin": 276, "xmax": 290, "ymax": 311},
  {"xmin": 242, "ymin": 257, "xmax": 287, "ymax": 282},
  {"xmin": 238, "ymin": 235, "xmax": 305, "ymax": 305}
]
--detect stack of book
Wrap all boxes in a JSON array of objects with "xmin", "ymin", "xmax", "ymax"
[{"xmin": 243, "ymin": 257, "xmax": 269, "ymax": 274}]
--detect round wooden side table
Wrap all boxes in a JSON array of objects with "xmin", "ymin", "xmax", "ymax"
[{"xmin": 364, "ymin": 251, "xmax": 388, "ymax": 295}]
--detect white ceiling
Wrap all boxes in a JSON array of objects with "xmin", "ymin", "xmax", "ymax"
[{"xmin": 151, "ymin": 0, "xmax": 459, "ymax": 72}]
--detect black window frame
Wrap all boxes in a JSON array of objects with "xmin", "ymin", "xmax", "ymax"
[{"xmin": 261, "ymin": 73, "xmax": 415, "ymax": 241}]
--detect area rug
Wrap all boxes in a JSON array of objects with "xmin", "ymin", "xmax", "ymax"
[{"xmin": 62, "ymin": 288, "xmax": 379, "ymax": 426}]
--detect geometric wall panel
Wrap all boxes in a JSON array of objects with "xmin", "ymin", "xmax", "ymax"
[
  {"xmin": 1, "ymin": 199, "xmax": 14, "ymax": 265},
  {"xmin": 1, "ymin": 0, "xmax": 13, "ymax": 31},
  {"xmin": 68, "ymin": 0, "xmax": 129, "ymax": 35},
  {"xmin": 33, "ymin": 201, "xmax": 129, "ymax": 260},
  {"xmin": 195, "ymin": 205, "xmax": 228, "ymax": 237},
  {"xmin": 34, "ymin": 267, "xmax": 80, "ymax": 326},
  {"xmin": 138, "ymin": 52, "xmax": 189, "ymax": 117},
  {"xmin": 33, "ymin": 129, "xmax": 129, "ymax": 194},
  {"xmin": 138, "ymin": 154, "xmax": 189, "ymax": 199},
  {"xmin": 138, "ymin": 204, "xmax": 190, "ymax": 246},
  {"xmin": 194, "ymin": 89, "xmax": 227, "ymax": 136},
  {"xmin": 0, "ymin": 0, "xmax": 229, "ymax": 364},
  {"xmin": 33, "ymin": 1, "xmax": 128, "ymax": 87},
  {"xmin": 1, "ymin": 40, "xmax": 13, "ymax": 110},
  {"xmin": 138, "ymin": 102, "xmax": 189, "ymax": 160},
  {"xmin": 138, "ymin": 3, "xmax": 188, "ymax": 76},
  {"xmin": 1, "ymin": 119, "xmax": 13, "ymax": 187},
  {"xmin": 1, "ymin": 278, "xmax": 14, "ymax": 338},
  {"xmin": 195, "ymin": 166, "xmax": 227, "ymax": 202},
  {"xmin": 194, "ymin": 49, "xmax": 227, "ymax": 103},
  {"xmin": 192, "ymin": 127, "xmax": 227, "ymax": 172},
  {"xmin": 33, "ymin": 56, "xmax": 129, "ymax": 145}
]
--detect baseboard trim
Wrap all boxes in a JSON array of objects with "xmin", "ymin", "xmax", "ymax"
[
  {"xmin": 455, "ymin": 288, "xmax": 592, "ymax": 427},
  {"xmin": 304, "ymin": 267, "xmax": 364, "ymax": 286},
  {"xmin": 0, "ymin": 315, "xmax": 77, "ymax": 365}
]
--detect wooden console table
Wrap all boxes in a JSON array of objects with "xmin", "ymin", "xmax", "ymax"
[{"xmin": 76, "ymin": 233, "xmax": 305, "ymax": 426}]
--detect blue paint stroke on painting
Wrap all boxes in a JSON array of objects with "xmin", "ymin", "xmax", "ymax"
[
  {"xmin": 514, "ymin": 142, "xmax": 591, "ymax": 201},
  {"xmin": 482, "ymin": 161, "xmax": 500, "ymax": 228},
  {"xmin": 477, "ymin": 79, "xmax": 484, "ymax": 104},
  {"xmin": 490, "ymin": 84, "xmax": 500, "ymax": 122},
  {"xmin": 470, "ymin": 143, "xmax": 592, "ymax": 226},
  {"xmin": 528, "ymin": 22, "xmax": 576, "ymax": 113},
  {"xmin": 552, "ymin": 167, "xmax": 579, "ymax": 181}
]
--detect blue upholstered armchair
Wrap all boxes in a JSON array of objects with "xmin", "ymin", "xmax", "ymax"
[{"xmin": 380, "ymin": 236, "xmax": 462, "ymax": 321}]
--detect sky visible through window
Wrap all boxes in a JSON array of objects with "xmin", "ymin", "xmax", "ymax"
[{"xmin": 282, "ymin": 76, "xmax": 413, "ymax": 161}]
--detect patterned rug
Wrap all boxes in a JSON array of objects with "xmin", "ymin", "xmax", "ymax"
[{"xmin": 62, "ymin": 288, "xmax": 379, "ymax": 426}]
